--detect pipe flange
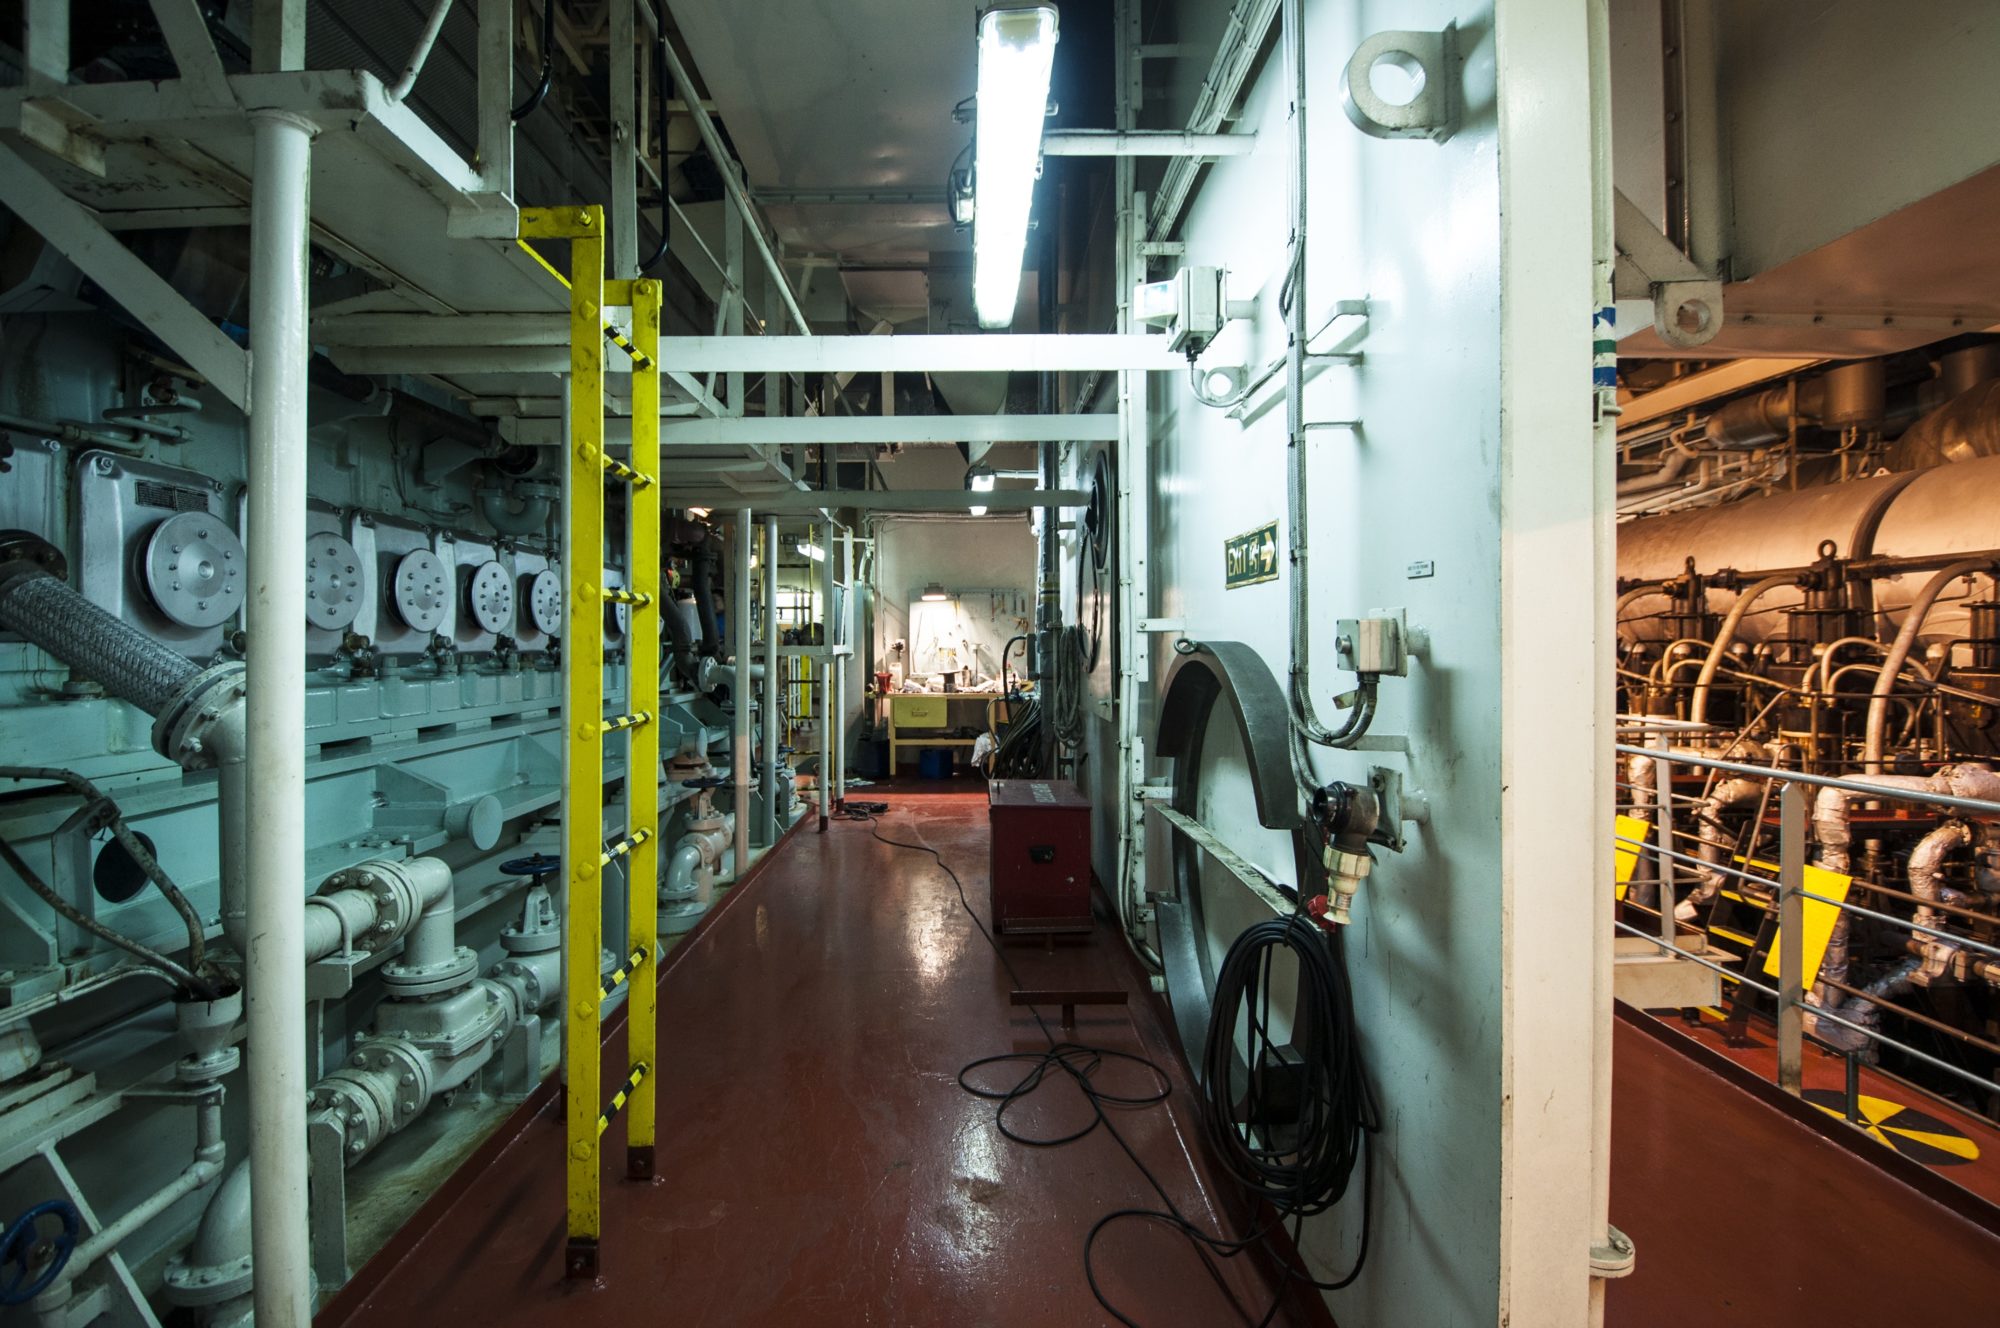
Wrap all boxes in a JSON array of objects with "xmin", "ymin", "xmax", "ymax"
[
  {"xmin": 340, "ymin": 1038, "xmax": 432, "ymax": 1133},
  {"xmin": 523, "ymin": 567, "xmax": 562, "ymax": 636},
  {"xmin": 381, "ymin": 945, "xmax": 478, "ymax": 998},
  {"xmin": 392, "ymin": 549, "xmax": 450, "ymax": 632},
  {"xmin": 304, "ymin": 532, "xmax": 365, "ymax": 632},
  {"xmin": 318, "ymin": 859, "xmax": 424, "ymax": 951},
  {"xmin": 464, "ymin": 559, "xmax": 514, "ymax": 634},
  {"xmin": 151, "ymin": 662, "xmax": 246, "ymax": 770},
  {"xmin": 0, "ymin": 529, "xmax": 68, "ymax": 588},
  {"xmin": 144, "ymin": 511, "xmax": 246, "ymax": 628},
  {"xmin": 163, "ymin": 1251, "xmax": 254, "ymax": 1307}
]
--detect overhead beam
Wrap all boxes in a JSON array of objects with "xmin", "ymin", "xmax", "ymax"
[
  {"xmin": 147, "ymin": 0, "xmax": 235, "ymax": 106},
  {"xmin": 661, "ymin": 334, "xmax": 1183, "ymax": 374},
  {"xmin": 0, "ymin": 141, "xmax": 249, "ymax": 408},
  {"xmin": 1041, "ymin": 130, "xmax": 1255, "ymax": 156},
  {"xmin": 662, "ymin": 414, "xmax": 1117, "ymax": 447},
  {"xmin": 756, "ymin": 188, "xmax": 947, "ymax": 206},
  {"xmin": 668, "ymin": 488, "xmax": 1089, "ymax": 514}
]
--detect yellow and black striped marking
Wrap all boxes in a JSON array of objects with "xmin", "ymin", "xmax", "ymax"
[
  {"xmin": 598, "ymin": 828, "xmax": 653, "ymax": 868},
  {"xmin": 601, "ymin": 586, "xmax": 652, "ymax": 606},
  {"xmin": 599, "ymin": 711, "xmax": 653, "ymax": 734},
  {"xmin": 596, "ymin": 1062, "xmax": 651, "ymax": 1138},
  {"xmin": 1803, "ymin": 1089, "xmax": 1981, "ymax": 1166},
  {"xmin": 598, "ymin": 945, "xmax": 650, "ymax": 1000},
  {"xmin": 601, "ymin": 322, "xmax": 655, "ymax": 371},
  {"xmin": 599, "ymin": 454, "xmax": 656, "ymax": 488}
]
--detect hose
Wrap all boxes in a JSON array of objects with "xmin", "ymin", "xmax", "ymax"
[
  {"xmin": 0, "ymin": 767, "xmax": 207, "ymax": 974},
  {"xmin": 0, "ymin": 831, "xmax": 213, "ymax": 997},
  {"xmin": 510, "ymin": 0, "xmax": 558, "ymax": 122}
]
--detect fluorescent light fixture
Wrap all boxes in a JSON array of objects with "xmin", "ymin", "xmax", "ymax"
[
  {"xmin": 687, "ymin": 506, "xmax": 711, "ymax": 519},
  {"xmin": 972, "ymin": 5, "xmax": 1060, "ymax": 329},
  {"xmin": 965, "ymin": 463, "xmax": 997, "ymax": 516},
  {"xmin": 796, "ymin": 540, "xmax": 826, "ymax": 562},
  {"xmin": 921, "ymin": 582, "xmax": 950, "ymax": 602}
]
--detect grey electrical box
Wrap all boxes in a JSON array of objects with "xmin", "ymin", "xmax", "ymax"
[{"xmin": 1335, "ymin": 614, "xmax": 1408, "ymax": 676}]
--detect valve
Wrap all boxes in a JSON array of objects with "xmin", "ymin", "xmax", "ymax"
[{"xmin": 0, "ymin": 1199, "xmax": 80, "ymax": 1306}]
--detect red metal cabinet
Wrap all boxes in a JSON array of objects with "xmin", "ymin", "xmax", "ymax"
[{"xmin": 987, "ymin": 779, "xmax": 1093, "ymax": 934}]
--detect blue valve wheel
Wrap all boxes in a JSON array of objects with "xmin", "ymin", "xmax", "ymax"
[
  {"xmin": 500, "ymin": 853, "xmax": 561, "ymax": 881},
  {"xmin": 0, "ymin": 1198, "xmax": 81, "ymax": 1306}
]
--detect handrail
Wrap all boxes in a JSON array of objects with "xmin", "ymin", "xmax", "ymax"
[{"xmin": 1614, "ymin": 744, "xmax": 2000, "ymax": 818}]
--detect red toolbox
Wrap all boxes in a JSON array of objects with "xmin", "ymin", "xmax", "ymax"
[{"xmin": 987, "ymin": 779, "xmax": 1093, "ymax": 934}]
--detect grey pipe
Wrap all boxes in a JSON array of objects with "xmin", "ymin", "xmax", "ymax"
[
  {"xmin": 474, "ymin": 483, "xmax": 553, "ymax": 536},
  {"xmin": 1689, "ymin": 573, "xmax": 1794, "ymax": 726},
  {"xmin": 690, "ymin": 539, "xmax": 723, "ymax": 657},
  {"xmin": 1864, "ymin": 559, "xmax": 1992, "ymax": 772},
  {"xmin": 761, "ymin": 516, "xmax": 781, "ymax": 847}
]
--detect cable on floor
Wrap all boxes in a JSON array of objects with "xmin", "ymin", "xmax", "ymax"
[{"xmin": 833, "ymin": 805, "xmax": 1375, "ymax": 1327}]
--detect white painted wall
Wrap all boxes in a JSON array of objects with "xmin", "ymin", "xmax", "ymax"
[{"xmin": 1067, "ymin": 1, "xmax": 1604, "ymax": 1323}]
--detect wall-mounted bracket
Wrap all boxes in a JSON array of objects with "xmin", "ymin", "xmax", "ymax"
[
  {"xmin": 1612, "ymin": 188, "xmax": 1723, "ymax": 349},
  {"xmin": 1340, "ymin": 27, "xmax": 1459, "ymax": 143}
]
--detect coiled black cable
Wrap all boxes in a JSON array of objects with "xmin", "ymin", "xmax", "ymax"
[
  {"xmin": 841, "ymin": 806, "xmax": 1375, "ymax": 1326},
  {"xmin": 510, "ymin": 0, "xmax": 558, "ymax": 122}
]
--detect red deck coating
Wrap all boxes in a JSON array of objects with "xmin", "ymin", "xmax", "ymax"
[
  {"xmin": 323, "ymin": 792, "xmax": 1336, "ymax": 1327},
  {"xmin": 1608, "ymin": 1010, "xmax": 2000, "ymax": 1326}
]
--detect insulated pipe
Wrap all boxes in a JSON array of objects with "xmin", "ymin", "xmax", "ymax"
[
  {"xmin": 1865, "ymin": 559, "xmax": 1993, "ymax": 773},
  {"xmin": 1909, "ymin": 820, "xmax": 1974, "ymax": 932},
  {"xmin": 1682, "ymin": 778, "xmax": 1763, "ymax": 913},
  {"xmin": 1689, "ymin": 573, "xmax": 1794, "ymax": 726},
  {"xmin": 690, "ymin": 538, "xmax": 723, "ymax": 656},
  {"xmin": 244, "ymin": 109, "xmax": 315, "ymax": 1328},
  {"xmin": 732, "ymin": 511, "xmax": 752, "ymax": 875},
  {"xmin": 761, "ymin": 515, "xmax": 781, "ymax": 847}
]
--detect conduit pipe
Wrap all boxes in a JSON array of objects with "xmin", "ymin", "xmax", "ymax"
[
  {"xmin": 1688, "ymin": 573, "xmax": 1794, "ymax": 726},
  {"xmin": 1864, "ymin": 559, "xmax": 1994, "ymax": 772},
  {"xmin": 384, "ymin": 0, "xmax": 454, "ymax": 103},
  {"xmin": 244, "ymin": 109, "xmax": 316, "ymax": 1328},
  {"xmin": 732, "ymin": 511, "xmax": 752, "ymax": 875}
]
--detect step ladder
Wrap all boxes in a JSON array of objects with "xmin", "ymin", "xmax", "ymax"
[{"xmin": 518, "ymin": 205, "xmax": 663, "ymax": 1280}]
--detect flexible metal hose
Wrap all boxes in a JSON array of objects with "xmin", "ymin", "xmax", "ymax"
[{"xmin": 0, "ymin": 566, "xmax": 199, "ymax": 716}]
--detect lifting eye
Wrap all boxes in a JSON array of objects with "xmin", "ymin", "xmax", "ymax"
[{"xmin": 93, "ymin": 831, "xmax": 158, "ymax": 904}]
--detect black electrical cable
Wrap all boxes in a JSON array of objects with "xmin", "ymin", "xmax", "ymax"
[
  {"xmin": 0, "ymin": 831, "xmax": 213, "ymax": 997},
  {"xmin": 838, "ymin": 806, "xmax": 1376, "ymax": 1326},
  {"xmin": 510, "ymin": 0, "xmax": 558, "ymax": 122},
  {"xmin": 639, "ymin": 36, "xmax": 672, "ymax": 272}
]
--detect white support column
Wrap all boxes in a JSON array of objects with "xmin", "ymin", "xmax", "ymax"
[
  {"xmin": 817, "ymin": 522, "xmax": 832, "ymax": 832},
  {"xmin": 610, "ymin": 0, "xmax": 639, "ymax": 280},
  {"xmin": 252, "ymin": 0, "xmax": 305, "ymax": 73},
  {"xmin": 25, "ymin": 0, "xmax": 69, "ymax": 91},
  {"xmin": 475, "ymin": 0, "xmax": 514, "ymax": 195},
  {"xmin": 732, "ymin": 511, "xmax": 752, "ymax": 875},
  {"xmin": 835, "ymin": 527, "xmax": 853, "ymax": 805},
  {"xmin": 761, "ymin": 516, "xmax": 781, "ymax": 846},
  {"xmin": 724, "ymin": 196, "xmax": 745, "ymax": 416},
  {"xmin": 245, "ymin": 108, "xmax": 315, "ymax": 1328}
]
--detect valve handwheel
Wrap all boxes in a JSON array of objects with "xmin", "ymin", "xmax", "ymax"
[{"xmin": 0, "ymin": 1198, "xmax": 81, "ymax": 1306}]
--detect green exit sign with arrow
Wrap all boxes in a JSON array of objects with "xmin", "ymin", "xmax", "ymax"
[{"xmin": 1224, "ymin": 520, "xmax": 1280, "ymax": 589}]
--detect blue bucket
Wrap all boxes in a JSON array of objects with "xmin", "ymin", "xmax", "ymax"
[{"xmin": 918, "ymin": 749, "xmax": 954, "ymax": 779}]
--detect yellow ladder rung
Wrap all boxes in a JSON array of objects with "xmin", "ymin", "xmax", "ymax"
[
  {"xmin": 600, "ymin": 711, "xmax": 653, "ymax": 733},
  {"xmin": 598, "ymin": 828, "xmax": 653, "ymax": 867},
  {"xmin": 601, "ymin": 323, "xmax": 655, "ymax": 371},
  {"xmin": 601, "ymin": 454, "xmax": 656, "ymax": 488},
  {"xmin": 595, "ymin": 1063, "xmax": 650, "ymax": 1138},
  {"xmin": 598, "ymin": 945, "xmax": 650, "ymax": 1000},
  {"xmin": 601, "ymin": 587, "xmax": 652, "ymax": 606}
]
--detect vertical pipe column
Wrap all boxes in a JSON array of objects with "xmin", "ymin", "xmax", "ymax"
[
  {"xmin": 1775, "ymin": 780, "xmax": 1806, "ymax": 1095},
  {"xmin": 732, "ymin": 510, "xmax": 752, "ymax": 874},
  {"xmin": 835, "ymin": 527, "xmax": 852, "ymax": 806},
  {"xmin": 761, "ymin": 516, "xmax": 780, "ymax": 846},
  {"xmin": 245, "ymin": 107, "xmax": 314, "ymax": 1328},
  {"xmin": 609, "ymin": 0, "xmax": 638, "ymax": 280},
  {"xmin": 817, "ymin": 522, "xmax": 832, "ymax": 832}
]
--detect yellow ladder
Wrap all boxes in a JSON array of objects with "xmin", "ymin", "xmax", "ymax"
[{"xmin": 518, "ymin": 205, "xmax": 663, "ymax": 1280}]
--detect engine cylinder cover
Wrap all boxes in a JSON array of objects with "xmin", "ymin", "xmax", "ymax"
[
  {"xmin": 465, "ymin": 559, "xmax": 514, "ymax": 634},
  {"xmin": 393, "ymin": 549, "xmax": 450, "ymax": 632},
  {"xmin": 525, "ymin": 567, "xmax": 562, "ymax": 637},
  {"xmin": 143, "ymin": 511, "xmax": 245, "ymax": 628},
  {"xmin": 304, "ymin": 532, "xmax": 365, "ymax": 632}
]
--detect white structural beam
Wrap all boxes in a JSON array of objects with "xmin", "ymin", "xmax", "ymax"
[
  {"xmin": 1041, "ymin": 130, "xmax": 1255, "ymax": 156},
  {"xmin": 662, "ymin": 414, "xmax": 1118, "ymax": 447},
  {"xmin": 666, "ymin": 488, "xmax": 1088, "ymax": 513},
  {"xmin": 147, "ymin": 0, "xmax": 235, "ymax": 106},
  {"xmin": 0, "ymin": 141, "xmax": 250, "ymax": 408},
  {"xmin": 662, "ymin": 334, "xmax": 1184, "ymax": 374}
]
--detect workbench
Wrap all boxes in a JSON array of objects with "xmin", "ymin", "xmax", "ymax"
[{"xmin": 885, "ymin": 692, "xmax": 1017, "ymax": 770}]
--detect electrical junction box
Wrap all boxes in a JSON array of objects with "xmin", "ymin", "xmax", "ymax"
[
  {"xmin": 988, "ymin": 779, "xmax": 1093, "ymax": 934},
  {"xmin": 1134, "ymin": 265, "xmax": 1226, "ymax": 357},
  {"xmin": 1335, "ymin": 613, "xmax": 1408, "ymax": 676}
]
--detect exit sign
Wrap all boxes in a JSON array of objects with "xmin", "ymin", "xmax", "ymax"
[{"xmin": 1224, "ymin": 520, "xmax": 1280, "ymax": 589}]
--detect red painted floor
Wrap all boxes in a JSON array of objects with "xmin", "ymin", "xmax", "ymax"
[
  {"xmin": 324, "ymin": 792, "xmax": 1334, "ymax": 1328},
  {"xmin": 1607, "ymin": 1010, "xmax": 2000, "ymax": 1326}
]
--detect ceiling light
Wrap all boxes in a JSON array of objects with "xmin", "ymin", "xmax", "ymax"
[
  {"xmin": 796, "ymin": 540, "xmax": 826, "ymax": 562},
  {"xmin": 921, "ymin": 582, "xmax": 950, "ymax": 602},
  {"xmin": 965, "ymin": 462, "xmax": 997, "ymax": 516},
  {"xmin": 972, "ymin": 5, "xmax": 1060, "ymax": 329},
  {"xmin": 687, "ymin": 506, "xmax": 711, "ymax": 519}
]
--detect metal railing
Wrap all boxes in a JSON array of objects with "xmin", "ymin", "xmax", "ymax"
[{"xmin": 1613, "ymin": 725, "xmax": 2000, "ymax": 1115}]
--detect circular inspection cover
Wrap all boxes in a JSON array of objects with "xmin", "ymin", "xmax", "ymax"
[
  {"xmin": 392, "ymin": 549, "xmax": 450, "ymax": 633},
  {"xmin": 465, "ymin": 559, "xmax": 514, "ymax": 634},
  {"xmin": 143, "ymin": 512, "xmax": 245, "ymax": 628},
  {"xmin": 303, "ymin": 533, "xmax": 365, "ymax": 632},
  {"xmin": 524, "ymin": 568, "xmax": 562, "ymax": 637}
]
